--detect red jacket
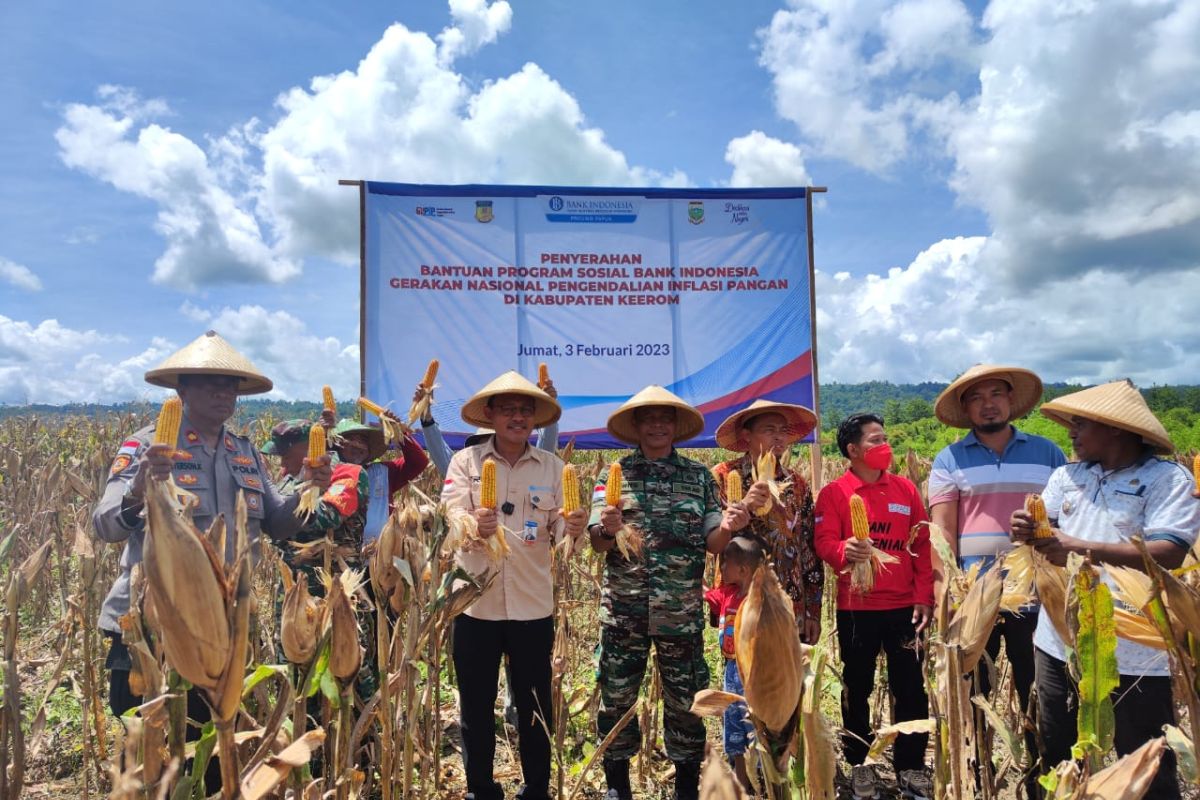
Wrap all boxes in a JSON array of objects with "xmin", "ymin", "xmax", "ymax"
[
  {"xmin": 379, "ymin": 434, "xmax": 430, "ymax": 510},
  {"xmin": 814, "ymin": 470, "xmax": 932, "ymax": 611}
]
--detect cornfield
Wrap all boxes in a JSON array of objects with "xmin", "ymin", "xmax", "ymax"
[{"xmin": 0, "ymin": 414, "xmax": 1196, "ymax": 800}]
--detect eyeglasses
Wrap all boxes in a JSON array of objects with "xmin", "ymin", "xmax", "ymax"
[{"xmin": 494, "ymin": 404, "xmax": 536, "ymax": 417}]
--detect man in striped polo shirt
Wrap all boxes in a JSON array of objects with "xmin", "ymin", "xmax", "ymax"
[{"xmin": 928, "ymin": 364, "xmax": 1066, "ymax": 796}]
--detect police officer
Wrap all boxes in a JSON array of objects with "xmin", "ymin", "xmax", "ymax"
[
  {"xmin": 589, "ymin": 385, "xmax": 758, "ymax": 800},
  {"xmin": 93, "ymin": 331, "xmax": 331, "ymax": 718}
]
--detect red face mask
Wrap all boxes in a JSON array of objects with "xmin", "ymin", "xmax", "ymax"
[{"xmin": 862, "ymin": 443, "xmax": 893, "ymax": 471}]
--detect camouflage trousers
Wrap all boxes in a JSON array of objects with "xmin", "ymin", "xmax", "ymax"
[{"xmin": 595, "ymin": 624, "xmax": 710, "ymax": 762}]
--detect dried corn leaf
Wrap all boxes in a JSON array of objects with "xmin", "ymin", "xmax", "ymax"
[
  {"xmin": 240, "ymin": 729, "xmax": 327, "ymax": 800},
  {"xmin": 864, "ymin": 718, "xmax": 936, "ymax": 765},
  {"xmin": 699, "ymin": 750, "xmax": 746, "ymax": 800},
  {"xmin": 1082, "ymin": 735, "xmax": 1166, "ymax": 800},
  {"xmin": 690, "ymin": 689, "xmax": 744, "ymax": 718},
  {"xmin": 945, "ymin": 565, "xmax": 1003, "ymax": 672},
  {"xmin": 734, "ymin": 568, "xmax": 804, "ymax": 734}
]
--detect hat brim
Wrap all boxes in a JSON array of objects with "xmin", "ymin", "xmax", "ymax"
[
  {"xmin": 461, "ymin": 391, "xmax": 560, "ymax": 429},
  {"xmin": 607, "ymin": 402, "xmax": 706, "ymax": 446},
  {"xmin": 145, "ymin": 367, "xmax": 273, "ymax": 395},
  {"xmin": 334, "ymin": 425, "xmax": 388, "ymax": 462},
  {"xmin": 934, "ymin": 366, "xmax": 1043, "ymax": 428},
  {"xmin": 714, "ymin": 402, "xmax": 817, "ymax": 451},
  {"xmin": 1039, "ymin": 406, "xmax": 1173, "ymax": 455}
]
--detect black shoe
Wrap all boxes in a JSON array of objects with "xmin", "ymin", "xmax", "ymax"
[
  {"xmin": 897, "ymin": 768, "xmax": 933, "ymax": 800},
  {"xmin": 673, "ymin": 760, "xmax": 702, "ymax": 800},
  {"xmin": 602, "ymin": 759, "xmax": 632, "ymax": 800},
  {"xmin": 851, "ymin": 764, "xmax": 880, "ymax": 800}
]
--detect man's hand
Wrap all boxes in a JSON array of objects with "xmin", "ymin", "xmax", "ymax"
[
  {"xmin": 742, "ymin": 481, "xmax": 770, "ymax": 513},
  {"xmin": 563, "ymin": 508, "xmax": 586, "ymax": 538},
  {"xmin": 130, "ymin": 444, "xmax": 177, "ymax": 498},
  {"xmin": 1010, "ymin": 509, "xmax": 1037, "ymax": 544},
  {"xmin": 802, "ymin": 616, "xmax": 821, "ymax": 645},
  {"xmin": 474, "ymin": 507, "xmax": 498, "ymax": 539},
  {"xmin": 912, "ymin": 604, "xmax": 933, "ymax": 635},
  {"xmin": 412, "ymin": 385, "xmax": 435, "ymax": 424},
  {"xmin": 319, "ymin": 408, "xmax": 337, "ymax": 430},
  {"xmin": 721, "ymin": 504, "xmax": 750, "ymax": 533},
  {"xmin": 599, "ymin": 504, "xmax": 623, "ymax": 534},
  {"xmin": 843, "ymin": 537, "xmax": 873, "ymax": 564},
  {"xmin": 1029, "ymin": 532, "xmax": 1079, "ymax": 567},
  {"xmin": 301, "ymin": 454, "xmax": 333, "ymax": 490},
  {"xmin": 541, "ymin": 378, "xmax": 558, "ymax": 399}
]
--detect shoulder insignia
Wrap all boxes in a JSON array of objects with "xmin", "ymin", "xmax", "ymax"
[
  {"xmin": 232, "ymin": 455, "xmax": 254, "ymax": 466},
  {"xmin": 224, "ymin": 435, "xmax": 236, "ymax": 451},
  {"xmin": 116, "ymin": 439, "xmax": 142, "ymax": 457},
  {"xmin": 177, "ymin": 474, "xmax": 199, "ymax": 486},
  {"xmin": 185, "ymin": 430, "xmax": 200, "ymax": 444},
  {"xmin": 110, "ymin": 454, "xmax": 132, "ymax": 475},
  {"xmin": 173, "ymin": 449, "xmax": 194, "ymax": 461},
  {"xmin": 244, "ymin": 477, "xmax": 262, "ymax": 489},
  {"xmin": 246, "ymin": 493, "xmax": 262, "ymax": 511}
]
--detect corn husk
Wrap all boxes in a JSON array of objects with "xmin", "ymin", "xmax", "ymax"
[
  {"xmin": 240, "ymin": 729, "xmax": 327, "ymax": 800},
  {"xmin": 447, "ymin": 507, "xmax": 510, "ymax": 563},
  {"xmin": 326, "ymin": 570, "xmax": 363, "ymax": 682},
  {"xmin": 945, "ymin": 563, "xmax": 1003, "ymax": 673},
  {"xmin": 615, "ymin": 525, "xmax": 644, "ymax": 561},
  {"xmin": 1082, "ymin": 735, "xmax": 1166, "ymax": 800},
  {"xmin": 279, "ymin": 564, "xmax": 325, "ymax": 664},
  {"xmin": 734, "ymin": 567, "xmax": 804, "ymax": 734}
]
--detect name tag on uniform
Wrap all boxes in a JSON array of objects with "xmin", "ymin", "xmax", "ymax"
[
  {"xmin": 888, "ymin": 503, "xmax": 911, "ymax": 515},
  {"xmin": 673, "ymin": 482, "xmax": 702, "ymax": 497}
]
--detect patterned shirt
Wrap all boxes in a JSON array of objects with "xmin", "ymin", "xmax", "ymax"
[
  {"xmin": 928, "ymin": 428, "xmax": 1067, "ymax": 570},
  {"xmin": 712, "ymin": 455, "xmax": 822, "ymax": 621},
  {"xmin": 588, "ymin": 448, "xmax": 723, "ymax": 636},
  {"xmin": 1034, "ymin": 456, "xmax": 1200, "ymax": 676}
]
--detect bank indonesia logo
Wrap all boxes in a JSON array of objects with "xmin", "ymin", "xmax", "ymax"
[
  {"xmin": 688, "ymin": 201, "xmax": 704, "ymax": 225},
  {"xmin": 549, "ymin": 196, "xmax": 564, "ymax": 212},
  {"xmin": 475, "ymin": 200, "xmax": 494, "ymax": 223}
]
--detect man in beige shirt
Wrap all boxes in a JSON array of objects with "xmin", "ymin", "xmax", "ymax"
[{"xmin": 442, "ymin": 371, "xmax": 586, "ymax": 800}]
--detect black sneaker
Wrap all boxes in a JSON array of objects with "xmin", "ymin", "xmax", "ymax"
[
  {"xmin": 851, "ymin": 765, "xmax": 880, "ymax": 800},
  {"xmin": 897, "ymin": 769, "xmax": 933, "ymax": 800}
]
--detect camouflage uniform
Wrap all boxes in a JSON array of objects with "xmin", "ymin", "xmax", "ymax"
[
  {"xmin": 712, "ymin": 456, "xmax": 822, "ymax": 624},
  {"xmin": 588, "ymin": 448, "xmax": 723, "ymax": 762}
]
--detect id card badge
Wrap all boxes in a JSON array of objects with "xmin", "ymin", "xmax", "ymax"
[{"xmin": 522, "ymin": 520, "xmax": 538, "ymax": 545}]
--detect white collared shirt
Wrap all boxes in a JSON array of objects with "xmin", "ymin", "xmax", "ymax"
[{"xmin": 1034, "ymin": 456, "xmax": 1200, "ymax": 675}]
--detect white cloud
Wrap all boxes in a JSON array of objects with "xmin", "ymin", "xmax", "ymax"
[
  {"xmin": 57, "ymin": 0, "xmax": 685, "ymax": 285},
  {"xmin": 725, "ymin": 131, "xmax": 811, "ymax": 187},
  {"xmin": 815, "ymin": 236, "xmax": 1200, "ymax": 386},
  {"xmin": 757, "ymin": 0, "xmax": 975, "ymax": 172},
  {"xmin": 0, "ymin": 258, "xmax": 42, "ymax": 291},
  {"xmin": 0, "ymin": 316, "xmax": 139, "ymax": 405}
]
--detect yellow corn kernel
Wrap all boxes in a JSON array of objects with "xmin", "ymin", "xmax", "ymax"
[
  {"xmin": 420, "ymin": 359, "xmax": 439, "ymax": 389},
  {"xmin": 153, "ymin": 396, "xmax": 182, "ymax": 447},
  {"xmin": 726, "ymin": 470, "xmax": 744, "ymax": 504},
  {"xmin": 1193, "ymin": 453, "xmax": 1200, "ymax": 493},
  {"xmin": 562, "ymin": 464, "xmax": 581, "ymax": 515},
  {"xmin": 480, "ymin": 459, "xmax": 497, "ymax": 510},
  {"xmin": 322, "ymin": 385, "xmax": 336, "ymax": 412},
  {"xmin": 357, "ymin": 396, "xmax": 386, "ymax": 417},
  {"xmin": 605, "ymin": 463, "xmax": 623, "ymax": 507},
  {"xmin": 308, "ymin": 425, "xmax": 326, "ymax": 462},
  {"xmin": 1025, "ymin": 494, "xmax": 1054, "ymax": 538},
  {"xmin": 849, "ymin": 493, "xmax": 870, "ymax": 540},
  {"xmin": 538, "ymin": 362, "xmax": 550, "ymax": 388}
]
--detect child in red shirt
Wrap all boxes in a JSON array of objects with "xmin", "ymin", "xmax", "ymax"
[
  {"xmin": 814, "ymin": 413, "xmax": 933, "ymax": 800},
  {"xmin": 704, "ymin": 538, "xmax": 764, "ymax": 792}
]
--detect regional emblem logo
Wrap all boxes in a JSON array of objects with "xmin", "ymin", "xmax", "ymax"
[
  {"xmin": 475, "ymin": 200, "xmax": 494, "ymax": 223},
  {"xmin": 688, "ymin": 201, "xmax": 704, "ymax": 225}
]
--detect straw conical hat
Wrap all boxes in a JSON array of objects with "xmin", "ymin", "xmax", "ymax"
[
  {"xmin": 144, "ymin": 330, "xmax": 272, "ymax": 394},
  {"xmin": 1040, "ymin": 380, "xmax": 1173, "ymax": 454},
  {"xmin": 934, "ymin": 364, "xmax": 1043, "ymax": 428},
  {"xmin": 715, "ymin": 399, "xmax": 817, "ymax": 451},
  {"xmin": 607, "ymin": 385, "xmax": 705, "ymax": 445},
  {"xmin": 460, "ymin": 371, "xmax": 561, "ymax": 429},
  {"xmin": 464, "ymin": 428, "xmax": 493, "ymax": 447},
  {"xmin": 332, "ymin": 419, "xmax": 387, "ymax": 462}
]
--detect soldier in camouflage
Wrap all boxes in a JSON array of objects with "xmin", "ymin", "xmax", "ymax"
[{"xmin": 588, "ymin": 385, "xmax": 761, "ymax": 800}]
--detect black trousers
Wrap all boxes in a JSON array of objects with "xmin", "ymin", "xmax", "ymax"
[
  {"xmin": 975, "ymin": 611, "xmax": 1038, "ymax": 794},
  {"xmin": 452, "ymin": 614, "xmax": 554, "ymax": 800},
  {"xmin": 837, "ymin": 608, "xmax": 929, "ymax": 772},
  {"xmin": 1034, "ymin": 648, "xmax": 1179, "ymax": 800}
]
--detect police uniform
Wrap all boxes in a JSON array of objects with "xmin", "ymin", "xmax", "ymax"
[{"xmin": 589, "ymin": 447, "xmax": 722, "ymax": 764}]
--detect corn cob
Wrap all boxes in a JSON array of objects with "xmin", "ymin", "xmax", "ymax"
[
  {"xmin": 849, "ymin": 493, "xmax": 870, "ymax": 540},
  {"xmin": 605, "ymin": 463, "xmax": 623, "ymax": 507},
  {"xmin": 1025, "ymin": 494, "xmax": 1054, "ymax": 538},
  {"xmin": 357, "ymin": 396, "xmax": 387, "ymax": 417},
  {"xmin": 153, "ymin": 396, "xmax": 182, "ymax": 447},
  {"xmin": 322, "ymin": 385, "xmax": 336, "ymax": 412},
  {"xmin": 420, "ymin": 359, "xmax": 439, "ymax": 389},
  {"xmin": 538, "ymin": 362, "xmax": 550, "ymax": 388},
  {"xmin": 562, "ymin": 464, "xmax": 581, "ymax": 514},
  {"xmin": 481, "ymin": 459, "xmax": 497, "ymax": 509},
  {"xmin": 1193, "ymin": 453, "xmax": 1200, "ymax": 493},
  {"xmin": 308, "ymin": 425, "xmax": 326, "ymax": 462},
  {"xmin": 754, "ymin": 451, "xmax": 777, "ymax": 516},
  {"xmin": 726, "ymin": 470, "xmax": 744, "ymax": 504}
]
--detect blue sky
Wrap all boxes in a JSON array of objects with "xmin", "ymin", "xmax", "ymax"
[{"xmin": 1, "ymin": 0, "xmax": 1197, "ymax": 404}]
